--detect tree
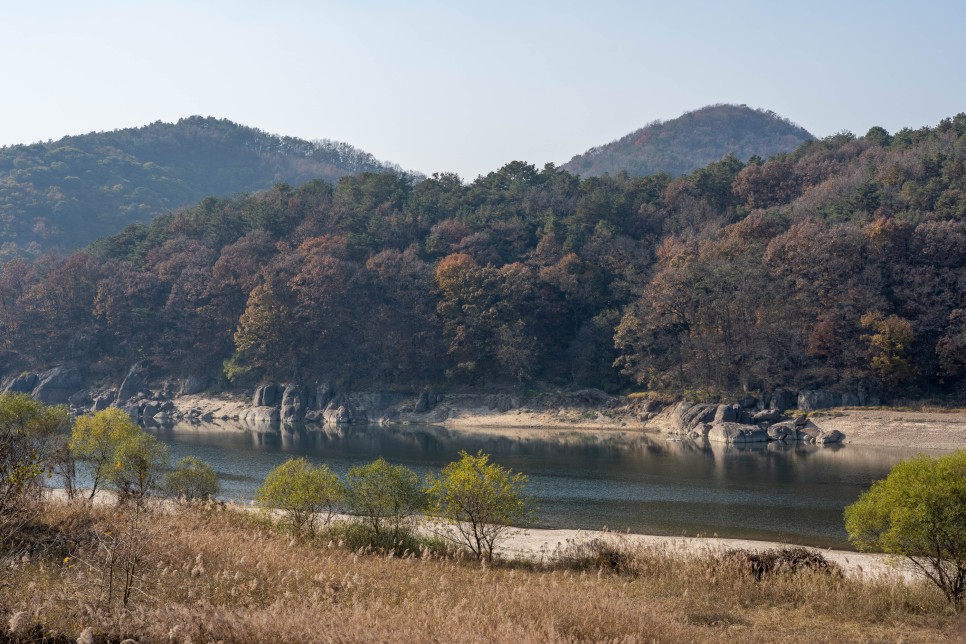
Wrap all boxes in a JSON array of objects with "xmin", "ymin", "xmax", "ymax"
[
  {"xmin": 844, "ymin": 451, "xmax": 966, "ymax": 609},
  {"xmin": 110, "ymin": 430, "xmax": 168, "ymax": 506},
  {"xmin": 426, "ymin": 451, "xmax": 532, "ymax": 562},
  {"xmin": 69, "ymin": 408, "xmax": 142, "ymax": 500},
  {"xmin": 0, "ymin": 393, "xmax": 69, "ymax": 516},
  {"xmin": 165, "ymin": 456, "xmax": 220, "ymax": 503},
  {"xmin": 345, "ymin": 458, "xmax": 424, "ymax": 541},
  {"xmin": 255, "ymin": 458, "xmax": 343, "ymax": 535}
]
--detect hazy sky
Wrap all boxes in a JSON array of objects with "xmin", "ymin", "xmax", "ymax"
[{"xmin": 2, "ymin": 1, "xmax": 964, "ymax": 179}]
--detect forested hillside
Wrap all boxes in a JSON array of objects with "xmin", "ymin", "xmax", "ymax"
[
  {"xmin": 562, "ymin": 104, "xmax": 814, "ymax": 178},
  {"xmin": 2, "ymin": 115, "xmax": 965, "ymax": 401},
  {"xmin": 0, "ymin": 117, "xmax": 406, "ymax": 258}
]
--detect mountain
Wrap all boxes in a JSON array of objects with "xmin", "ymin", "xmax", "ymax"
[
  {"xmin": 561, "ymin": 104, "xmax": 814, "ymax": 178},
  {"xmin": 3, "ymin": 113, "xmax": 966, "ymax": 403},
  {"xmin": 0, "ymin": 116, "xmax": 409, "ymax": 258}
]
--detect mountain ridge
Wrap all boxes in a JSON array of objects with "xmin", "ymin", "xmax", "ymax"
[
  {"xmin": 562, "ymin": 104, "xmax": 814, "ymax": 178},
  {"xmin": 0, "ymin": 116, "xmax": 410, "ymax": 258}
]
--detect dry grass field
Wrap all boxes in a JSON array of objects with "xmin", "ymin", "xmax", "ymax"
[
  {"xmin": 1, "ymin": 502, "xmax": 964, "ymax": 643},
  {"xmin": 0, "ymin": 503, "xmax": 966, "ymax": 643}
]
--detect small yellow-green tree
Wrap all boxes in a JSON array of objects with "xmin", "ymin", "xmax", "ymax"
[
  {"xmin": 845, "ymin": 451, "xmax": 966, "ymax": 609},
  {"xmin": 165, "ymin": 456, "xmax": 220, "ymax": 503},
  {"xmin": 0, "ymin": 393, "xmax": 70, "ymax": 516},
  {"xmin": 70, "ymin": 408, "xmax": 142, "ymax": 500},
  {"xmin": 255, "ymin": 458, "xmax": 343, "ymax": 535},
  {"xmin": 427, "ymin": 450, "xmax": 532, "ymax": 562},
  {"xmin": 111, "ymin": 430, "xmax": 168, "ymax": 506},
  {"xmin": 345, "ymin": 458, "xmax": 424, "ymax": 541}
]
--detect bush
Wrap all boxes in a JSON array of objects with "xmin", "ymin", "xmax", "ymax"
[
  {"xmin": 345, "ymin": 458, "xmax": 424, "ymax": 542},
  {"xmin": 70, "ymin": 408, "xmax": 143, "ymax": 500},
  {"xmin": 321, "ymin": 519, "xmax": 434, "ymax": 556},
  {"xmin": 255, "ymin": 458, "xmax": 343, "ymax": 535},
  {"xmin": 426, "ymin": 450, "xmax": 532, "ymax": 562},
  {"xmin": 845, "ymin": 450, "xmax": 966, "ymax": 609},
  {"xmin": 723, "ymin": 547, "xmax": 843, "ymax": 580},
  {"xmin": 165, "ymin": 456, "xmax": 220, "ymax": 503}
]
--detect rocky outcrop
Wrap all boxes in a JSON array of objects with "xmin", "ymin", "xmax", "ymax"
[
  {"xmin": 4, "ymin": 373, "xmax": 38, "ymax": 394},
  {"xmin": 707, "ymin": 422, "xmax": 769, "ymax": 444},
  {"xmin": 766, "ymin": 421, "xmax": 799, "ymax": 441},
  {"xmin": 179, "ymin": 375, "xmax": 210, "ymax": 396},
  {"xmin": 253, "ymin": 383, "xmax": 281, "ymax": 408},
  {"xmin": 31, "ymin": 366, "xmax": 83, "ymax": 404},
  {"xmin": 117, "ymin": 361, "xmax": 149, "ymax": 403},
  {"xmin": 753, "ymin": 409, "xmax": 783, "ymax": 423},
  {"xmin": 666, "ymin": 402, "xmax": 718, "ymax": 436},
  {"xmin": 280, "ymin": 384, "xmax": 304, "ymax": 422}
]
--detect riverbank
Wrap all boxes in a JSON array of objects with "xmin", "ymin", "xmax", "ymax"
[{"xmin": 5, "ymin": 499, "xmax": 959, "ymax": 643}]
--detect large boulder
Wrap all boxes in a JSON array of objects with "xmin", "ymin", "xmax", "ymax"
[
  {"xmin": 752, "ymin": 408, "xmax": 783, "ymax": 423},
  {"xmin": 766, "ymin": 421, "xmax": 800, "ymax": 441},
  {"xmin": 816, "ymin": 429, "xmax": 845, "ymax": 445},
  {"xmin": 713, "ymin": 404, "xmax": 738, "ymax": 424},
  {"xmin": 252, "ymin": 383, "xmax": 280, "ymax": 408},
  {"xmin": 768, "ymin": 388, "xmax": 798, "ymax": 412},
  {"xmin": 179, "ymin": 375, "xmax": 210, "ymax": 396},
  {"xmin": 242, "ymin": 406, "xmax": 281, "ymax": 423},
  {"xmin": 117, "ymin": 361, "xmax": 149, "ymax": 403},
  {"xmin": 4, "ymin": 373, "xmax": 38, "ymax": 394},
  {"xmin": 280, "ymin": 384, "xmax": 304, "ymax": 422},
  {"xmin": 707, "ymin": 422, "xmax": 769, "ymax": 444},
  {"xmin": 31, "ymin": 366, "xmax": 83, "ymax": 404},
  {"xmin": 666, "ymin": 402, "xmax": 718, "ymax": 435},
  {"xmin": 797, "ymin": 390, "xmax": 839, "ymax": 412}
]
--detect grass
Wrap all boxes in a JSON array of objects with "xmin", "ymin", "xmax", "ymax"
[{"xmin": 1, "ymin": 502, "xmax": 964, "ymax": 643}]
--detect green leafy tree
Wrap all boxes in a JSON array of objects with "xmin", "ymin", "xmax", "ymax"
[
  {"xmin": 426, "ymin": 451, "xmax": 532, "ymax": 562},
  {"xmin": 69, "ymin": 408, "xmax": 142, "ymax": 500},
  {"xmin": 0, "ymin": 393, "xmax": 70, "ymax": 516},
  {"xmin": 845, "ymin": 451, "xmax": 966, "ymax": 609},
  {"xmin": 110, "ymin": 430, "xmax": 168, "ymax": 506},
  {"xmin": 345, "ymin": 458, "xmax": 424, "ymax": 541},
  {"xmin": 255, "ymin": 458, "xmax": 343, "ymax": 535},
  {"xmin": 165, "ymin": 456, "xmax": 220, "ymax": 503}
]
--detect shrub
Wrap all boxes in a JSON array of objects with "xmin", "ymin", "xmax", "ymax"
[
  {"xmin": 255, "ymin": 458, "xmax": 343, "ymax": 535},
  {"xmin": 845, "ymin": 450, "xmax": 966, "ymax": 609},
  {"xmin": 426, "ymin": 450, "xmax": 532, "ymax": 562},
  {"xmin": 723, "ymin": 547, "xmax": 843, "ymax": 580},
  {"xmin": 165, "ymin": 456, "xmax": 220, "ymax": 503},
  {"xmin": 345, "ymin": 458, "xmax": 424, "ymax": 542},
  {"xmin": 70, "ymin": 408, "xmax": 142, "ymax": 500}
]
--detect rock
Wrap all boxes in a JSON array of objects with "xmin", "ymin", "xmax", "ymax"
[
  {"xmin": 768, "ymin": 388, "xmax": 798, "ymax": 412},
  {"xmin": 253, "ymin": 383, "xmax": 280, "ymax": 408},
  {"xmin": 141, "ymin": 401, "xmax": 161, "ymax": 419},
  {"xmin": 738, "ymin": 396, "xmax": 758, "ymax": 409},
  {"xmin": 280, "ymin": 384, "xmax": 304, "ymax": 422},
  {"xmin": 4, "ymin": 373, "xmax": 38, "ymax": 394},
  {"xmin": 179, "ymin": 375, "xmax": 210, "ymax": 396},
  {"xmin": 766, "ymin": 421, "xmax": 799, "ymax": 441},
  {"xmin": 753, "ymin": 408, "xmax": 783, "ymax": 423},
  {"xmin": 816, "ymin": 429, "xmax": 845, "ymax": 445},
  {"xmin": 31, "ymin": 366, "xmax": 83, "ymax": 404},
  {"xmin": 243, "ymin": 406, "xmax": 281, "ymax": 423},
  {"xmin": 201, "ymin": 412, "xmax": 214, "ymax": 421},
  {"xmin": 415, "ymin": 390, "xmax": 431, "ymax": 413},
  {"xmin": 737, "ymin": 410, "xmax": 755, "ymax": 425},
  {"xmin": 120, "ymin": 402, "xmax": 140, "ymax": 420},
  {"xmin": 707, "ymin": 422, "xmax": 769, "ymax": 444},
  {"xmin": 323, "ymin": 397, "xmax": 356, "ymax": 424},
  {"xmin": 793, "ymin": 414, "xmax": 807, "ymax": 427},
  {"xmin": 68, "ymin": 389, "xmax": 91, "ymax": 407},
  {"xmin": 713, "ymin": 404, "xmax": 737, "ymax": 424},
  {"xmin": 304, "ymin": 410, "xmax": 324, "ymax": 423},
  {"xmin": 160, "ymin": 400, "xmax": 176, "ymax": 412},
  {"xmin": 315, "ymin": 382, "xmax": 334, "ymax": 409},
  {"xmin": 797, "ymin": 390, "xmax": 839, "ymax": 412},
  {"xmin": 667, "ymin": 402, "xmax": 718, "ymax": 435},
  {"xmin": 687, "ymin": 423, "xmax": 713, "ymax": 439},
  {"xmin": 92, "ymin": 395, "xmax": 112, "ymax": 411},
  {"xmin": 117, "ymin": 361, "xmax": 149, "ymax": 403}
]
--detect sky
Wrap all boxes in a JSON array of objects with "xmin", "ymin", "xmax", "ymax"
[{"xmin": 1, "ymin": 0, "xmax": 964, "ymax": 179}]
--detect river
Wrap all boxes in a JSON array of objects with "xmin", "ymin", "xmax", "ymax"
[{"xmin": 144, "ymin": 420, "xmax": 921, "ymax": 549}]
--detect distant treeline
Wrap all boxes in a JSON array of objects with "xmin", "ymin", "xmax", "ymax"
[{"xmin": 2, "ymin": 114, "xmax": 966, "ymax": 399}]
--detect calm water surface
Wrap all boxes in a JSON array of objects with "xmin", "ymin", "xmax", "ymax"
[{"xmin": 145, "ymin": 421, "xmax": 925, "ymax": 549}]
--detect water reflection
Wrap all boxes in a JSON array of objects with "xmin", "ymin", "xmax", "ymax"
[{"xmin": 146, "ymin": 421, "xmax": 923, "ymax": 549}]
